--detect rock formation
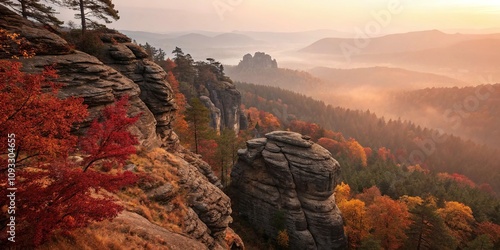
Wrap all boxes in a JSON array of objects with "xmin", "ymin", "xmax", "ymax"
[
  {"xmin": 231, "ymin": 131, "xmax": 347, "ymax": 249},
  {"xmin": 0, "ymin": 5, "xmax": 242, "ymax": 249},
  {"xmin": 200, "ymin": 96, "xmax": 222, "ymax": 132},
  {"xmin": 238, "ymin": 52, "xmax": 278, "ymax": 70},
  {"xmin": 0, "ymin": 5, "xmax": 174, "ymax": 149},
  {"xmin": 204, "ymin": 80, "xmax": 244, "ymax": 133}
]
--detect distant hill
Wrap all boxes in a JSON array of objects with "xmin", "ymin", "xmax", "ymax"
[
  {"xmin": 300, "ymin": 30, "xmax": 500, "ymax": 56},
  {"xmin": 309, "ymin": 66, "xmax": 467, "ymax": 90},
  {"xmin": 359, "ymin": 39, "xmax": 500, "ymax": 71},
  {"xmin": 225, "ymin": 52, "xmax": 323, "ymax": 92}
]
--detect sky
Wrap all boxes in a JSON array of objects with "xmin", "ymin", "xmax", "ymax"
[{"xmin": 57, "ymin": 0, "xmax": 500, "ymax": 33}]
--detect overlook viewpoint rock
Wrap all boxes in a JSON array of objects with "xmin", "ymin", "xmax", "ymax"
[
  {"xmin": 230, "ymin": 131, "xmax": 347, "ymax": 249},
  {"xmin": 0, "ymin": 5, "xmax": 242, "ymax": 249}
]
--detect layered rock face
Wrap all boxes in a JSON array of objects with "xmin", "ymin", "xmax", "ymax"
[
  {"xmin": 0, "ymin": 5, "xmax": 176, "ymax": 149},
  {"xmin": 231, "ymin": 131, "xmax": 346, "ymax": 249},
  {"xmin": 204, "ymin": 80, "xmax": 245, "ymax": 133},
  {"xmin": 98, "ymin": 30, "xmax": 178, "ymax": 149}
]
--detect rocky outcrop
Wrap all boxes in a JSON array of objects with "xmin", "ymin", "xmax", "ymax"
[
  {"xmin": 200, "ymin": 96, "xmax": 222, "ymax": 132},
  {"xmin": 231, "ymin": 131, "xmax": 346, "ymax": 249},
  {"xmin": 0, "ymin": 5, "xmax": 176, "ymax": 149},
  {"xmin": 98, "ymin": 31, "xmax": 178, "ymax": 149},
  {"xmin": 201, "ymin": 80, "xmax": 245, "ymax": 134},
  {"xmin": 205, "ymin": 80, "xmax": 243, "ymax": 133},
  {"xmin": 238, "ymin": 52, "xmax": 278, "ymax": 70}
]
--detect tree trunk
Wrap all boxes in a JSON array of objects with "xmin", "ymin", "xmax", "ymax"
[
  {"xmin": 20, "ymin": 0, "xmax": 27, "ymax": 18},
  {"xmin": 79, "ymin": 0, "xmax": 86, "ymax": 34}
]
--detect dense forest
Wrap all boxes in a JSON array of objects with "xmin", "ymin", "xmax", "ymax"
[
  {"xmin": 233, "ymin": 81, "xmax": 500, "ymax": 249},
  {"xmin": 235, "ymin": 82, "xmax": 500, "ymax": 195}
]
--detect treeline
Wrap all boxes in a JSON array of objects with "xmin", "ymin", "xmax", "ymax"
[
  {"xmin": 235, "ymin": 81, "xmax": 500, "ymax": 195},
  {"xmin": 388, "ymin": 84, "xmax": 500, "ymax": 149}
]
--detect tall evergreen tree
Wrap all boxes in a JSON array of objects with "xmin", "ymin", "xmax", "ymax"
[
  {"xmin": 185, "ymin": 98, "xmax": 212, "ymax": 154},
  {"xmin": 63, "ymin": 0, "xmax": 119, "ymax": 34},
  {"xmin": 216, "ymin": 128, "xmax": 238, "ymax": 187},
  {"xmin": 404, "ymin": 197, "xmax": 456, "ymax": 250},
  {"xmin": 1, "ymin": 0, "xmax": 63, "ymax": 25},
  {"xmin": 171, "ymin": 47, "xmax": 195, "ymax": 84}
]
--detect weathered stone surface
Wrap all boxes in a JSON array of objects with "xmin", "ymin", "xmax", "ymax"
[
  {"xmin": 204, "ymin": 80, "xmax": 246, "ymax": 134},
  {"xmin": 0, "ymin": 6, "xmax": 71, "ymax": 55},
  {"xmin": 99, "ymin": 37, "xmax": 178, "ymax": 149},
  {"xmin": 0, "ymin": 5, "xmax": 179, "ymax": 149},
  {"xmin": 172, "ymin": 150, "xmax": 238, "ymax": 249},
  {"xmin": 231, "ymin": 131, "xmax": 347, "ymax": 250},
  {"xmin": 200, "ymin": 96, "xmax": 222, "ymax": 133},
  {"xmin": 114, "ymin": 211, "xmax": 208, "ymax": 250}
]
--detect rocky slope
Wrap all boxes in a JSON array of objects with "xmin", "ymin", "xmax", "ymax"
[
  {"xmin": 0, "ymin": 5, "xmax": 242, "ymax": 249},
  {"xmin": 230, "ymin": 131, "xmax": 347, "ymax": 249}
]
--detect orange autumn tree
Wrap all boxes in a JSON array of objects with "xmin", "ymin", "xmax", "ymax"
[
  {"xmin": 0, "ymin": 61, "xmax": 138, "ymax": 247},
  {"xmin": 335, "ymin": 183, "xmax": 370, "ymax": 248},
  {"xmin": 164, "ymin": 58, "xmax": 190, "ymax": 146},
  {"xmin": 339, "ymin": 199, "xmax": 371, "ymax": 249},
  {"xmin": 367, "ymin": 196, "xmax": 411, "ymax": 250}
]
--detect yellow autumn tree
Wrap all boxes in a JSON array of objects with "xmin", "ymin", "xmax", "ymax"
[
  {"xmin": 438, "ymin": 201, "xmax": 475, "ymax": 246},
  {"xmin": 334, "ymin": 182, "xmax": 351, "ymax": 203},
  {"xmin": 338, "ymin": 198, "xmax": 371, "ymax": 249}
]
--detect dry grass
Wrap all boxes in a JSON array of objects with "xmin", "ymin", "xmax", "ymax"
[
  {"xmin": 39, "ymin": 219, "xmax": 170, "ymax": 250},
  {"xmin": 40, "ymin": 147, "xmax": 190, "ymax": 249}
]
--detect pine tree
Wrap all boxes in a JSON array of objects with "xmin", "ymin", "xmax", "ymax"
[
  {"xmin": 63, "ymin": 0, "xmax": 119, "ymax": 34},
  {"xmin": 404, "ymin": 197, "xmax": 457, "ymax": 249},
  {"xmin": 0, "ymin": 0, "xmax": 63, "ymax": 25},
  {"xmin": 185, "ymin": 98, "xmax": 212, "ymax": 154},
  {"xmin": 216, "ymin": 128, "xmax": 237, "ymax": 187}
]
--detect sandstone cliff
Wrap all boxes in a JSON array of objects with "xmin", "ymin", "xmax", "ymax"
[
  {"xmin": 204, "ymin": 80, "xmax": 246, "ymax": 133},
  {"xmin": 231, "ymin": 131, "xmax": 347, "ymax": 249},
  {"xmin": 0, "ymin": 5, "xmax": 242, "ymax": 249}
]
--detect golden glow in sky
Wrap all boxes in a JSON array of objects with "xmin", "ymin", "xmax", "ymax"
[{"xmin": 98, "ymin": 0, "xmax": 500, "ymax": 33}]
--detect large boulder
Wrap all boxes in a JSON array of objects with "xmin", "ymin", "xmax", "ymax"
[{"xmin": 231, "ymin": 131, "xmax": 347, "ymax": 249}]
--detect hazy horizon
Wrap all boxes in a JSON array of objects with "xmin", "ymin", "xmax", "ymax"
[{"xmin": 54, "ymin": 0, "xmax": 500, "ymax": 34}]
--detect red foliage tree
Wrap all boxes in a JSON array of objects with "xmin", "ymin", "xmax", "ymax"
[
  {"xmin": 0, "ymin": 61, "xmax": 138, "ymax": 247},
  {"xmin": 198, "ymin": 138, "xmax": 219, "ymax": 172},
  {"xmin": 15, "ymin": 163, "xmax": 137, "ymax": 246},
  {"xmin": 79, "ymin": 95, "xmax": 140, "ymax": 171},
  {"xmin": 437, "ymin": 172, "xmax": 476, "ymax": 188},
  {"xmin": 0, "ymin": 60, "xmax": 87, "ymax": 166},
  {"xmin": 288, "ymin": 120, "xmax": 323, "ymax": 141},
  {"xmin": 476, "ymin": 221, "xmax": 500, "ymax": 245},
  {"xmin": 367, "ymin": 196, "xmax": 411, "ymax": 250}
]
